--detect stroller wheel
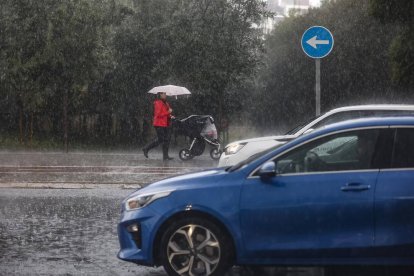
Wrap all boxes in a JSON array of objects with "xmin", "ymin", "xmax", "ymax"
[
  {"xmin": 210, "ymin": 148, "xmax": 222, "ymax": 160},
  {"xmin": 179, "ymin": 149, "xmax": 193, "ymax": 161}
]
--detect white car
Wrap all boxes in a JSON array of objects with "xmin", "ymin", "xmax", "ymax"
[{"xmin": 218, "ymin": 105, "xmax": 414, "ymax": 167}]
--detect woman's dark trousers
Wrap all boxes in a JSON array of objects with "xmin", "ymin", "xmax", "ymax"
[{"xmin": 143, "ymin": 126, "xmax": 171, "ymax": 159}]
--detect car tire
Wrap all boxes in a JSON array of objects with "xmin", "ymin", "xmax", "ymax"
[{"xmin": 160, "ymin": 217, "xmax": 234, "ymax": 276}]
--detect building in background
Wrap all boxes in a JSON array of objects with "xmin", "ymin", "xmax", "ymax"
[{"xmin": 261, "ymin": 0, "xmax": 320, "ymax": 34}]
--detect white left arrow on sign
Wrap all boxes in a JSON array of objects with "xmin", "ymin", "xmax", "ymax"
[{"xmin": 306, "ymin": 36, "xmax": 330, "ymax": 49}]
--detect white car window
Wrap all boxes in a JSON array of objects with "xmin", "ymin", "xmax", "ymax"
[{"xmin": 311, "ymin": 111, "xmax": 360, "ymax": 130}]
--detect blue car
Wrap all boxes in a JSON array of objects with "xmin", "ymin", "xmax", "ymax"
[{"xmin": 118, "ymin": 117, "xmax": 414, "ymax": 275}]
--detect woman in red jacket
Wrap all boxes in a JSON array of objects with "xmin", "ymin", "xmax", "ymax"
[{"xmin": 143, "ymin": 92, "xmax": 174, "ymax": 160}]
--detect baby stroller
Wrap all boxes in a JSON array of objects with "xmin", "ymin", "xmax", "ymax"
[{"xmin": 173, "ymin": 115, "xmax": 222, "ymax": 161}]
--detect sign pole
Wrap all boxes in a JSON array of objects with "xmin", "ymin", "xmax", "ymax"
[
  {"xmin": 315, "ymin": 58, "xmax": 321, "ymax": 116},
  {"xmin": 301, "ymin": 26, "xmax": 333, "ymax": 117}
]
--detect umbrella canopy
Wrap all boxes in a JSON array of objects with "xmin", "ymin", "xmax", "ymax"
[{"xmin": 148, "ymin": 85, "xmax": 191, "ymax": 96}]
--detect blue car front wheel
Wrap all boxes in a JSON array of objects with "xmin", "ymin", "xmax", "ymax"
[{"xmin": 160, "ymin": 217, "xmax": 234, "ymax": 276}]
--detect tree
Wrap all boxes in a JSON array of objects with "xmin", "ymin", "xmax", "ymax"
[
  {"xmin": 369, "ymin": 0, "xmax": 414, "ymax": 86},
  {"xmin": 166, "ymin": 0, "xmax": 268, "ymax": 126},
  {"xmin": 41, "ymin": 0, "xmax": 114, "ymax": 151},
  {"xmin": 0, "ymin": 0, "xmax": 118, "ymax": 149},
  {"xmin": 0, "ymin": 0, "xmax": 56, "ymax": 145},
  {"xmin": 0, "ymin": 0, "xmax": 270, "ymax": 148},
  {"xmin": 249, "ymin": 0, "xmax": 412, "ymax": 133},
  {"xmin": 111, "ymin": 0, "xmax": 268, "ymax": 142}
]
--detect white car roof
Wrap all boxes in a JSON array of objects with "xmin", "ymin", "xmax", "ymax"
[
  {"xmin": 325, "ymin": 104, "xmax": 414, "ymax": 113},
  {"xmin": 295, "ymin": 104, "xmax": 414, "ymax": 136},
  {"xmin": 226, "ymin": 104, "xmax": 414, "ymax": 147}
]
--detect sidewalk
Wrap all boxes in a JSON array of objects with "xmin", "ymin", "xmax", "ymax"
[
  {"xmin": 0, "ymin": 150, "xmax": 218, "ymax": 189},
  {"xmin": 0, "ymin": 149, "xmax": 217, "ymax": 167}
]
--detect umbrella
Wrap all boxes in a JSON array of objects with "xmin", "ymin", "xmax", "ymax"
[{"xmin": 148, "ymin": 85, "xmax": 191, "ymax": 96}]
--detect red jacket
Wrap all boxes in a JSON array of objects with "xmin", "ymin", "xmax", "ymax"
[{"xmin": 153, "ymin": 99, "xmax": 171, "ymax": 127}]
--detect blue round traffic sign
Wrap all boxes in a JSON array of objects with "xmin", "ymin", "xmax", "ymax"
[{"xmin": 301, "ymin": 26, "xmax": 334, "ymax": 59}]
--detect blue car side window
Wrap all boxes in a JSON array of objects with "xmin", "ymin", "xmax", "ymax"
[
  {"xmin": 391, "ymin": 128, "xmax": 414, "ymax": 168},
  {"xmin": 275, "ymin": 129, "xmax": 380, "ymax": 174}
]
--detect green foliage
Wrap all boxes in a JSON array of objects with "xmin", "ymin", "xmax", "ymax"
[
  {"xmin": 369, "ymin": 0, "xmax": 414, "ymax": 86},
  {"xmin": 1, "ymin": 0, "xmax": 50, "ymax": 112},
  {"xmin": 4, "ymin": 0, "xmax": 411, "ymax": 148},
  {"xmin": 0, "ymin": 0, "xmax": 125, "ymax": 145},
  {"xmin": 109, "ymin": 0, "xmax": 267, "ymax": 143},
  {"xmin": 249, "ymin": 0, "xmax": 412, "ymax": 132},
  {"xmin": 389, "ymin": 28, "xmax": 414, "ymax": 87},
  {"xmin": 369, "ymin": 0, "xmax": 414, "ymax": 23},
  {"xmin": 0, "ymin": 0, "xmax": 267, "ymax": 148}
]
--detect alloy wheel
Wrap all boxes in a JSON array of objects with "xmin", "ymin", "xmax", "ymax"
[{"xmin": 167, "ymin": 224, "xmax": 221, "ymax": 275}]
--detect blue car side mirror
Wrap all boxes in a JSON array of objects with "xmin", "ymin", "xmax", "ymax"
[{"xmin": 259, "ymin": 161, "xmax": 277, "ymax": 181}]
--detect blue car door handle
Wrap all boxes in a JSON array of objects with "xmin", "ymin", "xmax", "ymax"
[{"xmin": 341, "ymin": 183, "xmax": 371, "ymax": 192}]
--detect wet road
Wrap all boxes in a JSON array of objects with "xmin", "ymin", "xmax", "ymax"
[
  {"xmin": 0, "ymin": 151, "xmax": 409, "ymax": 276},
  {"xmin": 0, "ymin": 189, "xmax": 323, "ymax": 276},
  {"xmin": 0, "ymin": 151, "xmax": 320, "ymax": 275},
  {"xmin": 0, "ymin": 188, "xmax": 166, "ymax": 275},
  {"xmin": 0, "ymin": 152, "xmax": 221, "ymax": 275},
  {"xmin": 0, "ymin": 151, "xmax": 215, "ymax": 275}
]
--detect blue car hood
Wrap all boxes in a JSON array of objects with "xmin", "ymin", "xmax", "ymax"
[{"xmin": 127, "ymin": 167, "xmax": 228, "ymax": 198}]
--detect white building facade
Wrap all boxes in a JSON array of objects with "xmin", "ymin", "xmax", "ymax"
[{"xmin": 262, "ymin": 0, "xmax": 320, "ymax": 34}]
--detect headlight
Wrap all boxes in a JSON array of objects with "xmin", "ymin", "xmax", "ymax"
[
  {"xmin": 125, "ymin": 191, "xmax": 173, "ymax": 211},
  {"xmin": 225, "ymin": 143, "xmax": 247, "ymax": 155}
]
